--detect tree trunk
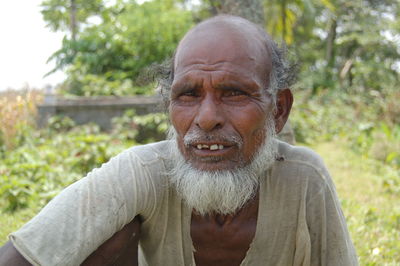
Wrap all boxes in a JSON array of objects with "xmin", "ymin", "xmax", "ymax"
[
  {"xmin": 70, "ymin": 0, "xmax": 77, "ymax": 42},
  {"xmin": 324, "ymin": 17, "xmax": 337, "ymax": 86},
  {"xmin": 325, "ymin": 18, "xmax": 337, "ymax": 68},
  {"xmin": 281, "ymin": 0, "xmax": 287, "ymax": 41}
]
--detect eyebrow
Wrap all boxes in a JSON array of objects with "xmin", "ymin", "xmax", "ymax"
[
  {"xmin": 214, "ymin": 80, "xmax": 261, "ymax": 92},
  {"xmin": 171, "ymin": 76, "xmax": 262, "ymax": 94},
  {"xmin": 171, "ymin": 81, "xmax": 202, "ymax": 95}
]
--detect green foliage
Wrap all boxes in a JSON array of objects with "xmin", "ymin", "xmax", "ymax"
[
  {"xmin": 263, "ymin": 0, "xmax": 319, "ymax": 44},
  {"xmin": 294, "ymin": 0, "xmax": 400, "ymax": 92},
  {"xmin": 0, "ymin": 109, "xmax": 171, "ymax": 213},
  {"xmin": 42, "ymin": 0, "xmax": 400, "ymax": 97},
  {"xmin": 0, "ymin": 122, "xmax": 126, "ymax": 212},
  {"xmin": 227, "ymin": 0, "xmax": 400, "ymax": 93},
  {"xmin": 60, "ymin": 71, "xmax": 155, "ymax": 96},
  {"xmin": 312, "ymin": 141, "xmax": 400, "ymax": 265},
  {"xmin": 368, "ymin": 123, "xmax": 400, "ymax": 169},
  {"xmin": 291, "ymin": 87, "xmax": 400, "ymax": 173},
  {"xmin": 5, "ymin": 1, "xmax": 400, "ymax": 262},
  {"xmin": 41, "ymin": 0, "xmax": 104, "ymax": 32},
  {"xmin": 46, "ymin": 0, "xmax": 194, "ymax": 96},
  {"xmin": 112, "ymin": 110, "xmax": 169, "ymax": 143},
  {"xmin": 46, "ymin": 115, "xmax": 76, "ymax": 131}
]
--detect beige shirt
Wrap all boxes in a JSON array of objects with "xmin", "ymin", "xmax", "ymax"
[{"xmin": 10, "ymin": 140, "xmax": 358, "ymax": 266}]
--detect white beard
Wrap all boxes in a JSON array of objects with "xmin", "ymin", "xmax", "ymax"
[{"xmin": 168, "ymin": 116, "xmax": 278, "ymax": 216}]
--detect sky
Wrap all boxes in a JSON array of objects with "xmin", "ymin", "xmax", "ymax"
[{"xmin": 0, "ymin": 0, "xmax": 66, "ymax": 91}]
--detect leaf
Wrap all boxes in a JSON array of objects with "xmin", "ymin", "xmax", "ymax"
[
  {"xmin": 386, "ymin": 152, "xmax": 398, "ymax": 163},
  {"xmin": 321, "ymin": 0, "xmax": 336, "ymax": 12}
]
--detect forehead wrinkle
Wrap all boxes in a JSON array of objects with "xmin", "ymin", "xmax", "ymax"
[
  {"xmin": 171, "ymin": 73, "xmax": 264, "ymax": 97},
  {"xmin": 181, "ymin": 60, "xmax": 230, "ymax": 67},
  {"xmin": 174, "ymin": 20, "xmax": 272, "ymax": 91},
  {"xmin": 175, "ymin": 48, "xmax": 261, "ymax": 72},
  {"xmin": 175, "ymin": 61, "xmax": 257, "ymax": 79},
  {"xmin": 173, "ymin": 68, "xmax": 262, "ymax": 89},
  {"xmin": 175, "ymin": 26, "xmax": 268, "ymax": 68}
]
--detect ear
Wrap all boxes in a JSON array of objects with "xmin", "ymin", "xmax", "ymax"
[{"xmin": 274, "ymin": 88, "xmax": 293, "ymax": 134}]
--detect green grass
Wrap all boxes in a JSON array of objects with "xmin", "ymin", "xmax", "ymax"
[
  {"xmin": 309, "ymin": 141, "xmax": 400, "ymax": 265},
  {"xmin": 1, "ymin": 139, "xmax": 399, "ymax": 264}
]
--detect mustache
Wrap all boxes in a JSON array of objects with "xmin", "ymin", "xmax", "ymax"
[{"xmin": 183, "ymin": 129, "xmax": 243, "ymax": 148}]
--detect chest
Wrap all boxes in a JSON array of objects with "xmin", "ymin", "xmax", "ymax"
[
  {"xmin": 139, "ymin": 167, "xmax": 309, "ymax": 266},
  {"xmin": 190, "ymin": 207, "xmax": 258, "ymax": 266}
]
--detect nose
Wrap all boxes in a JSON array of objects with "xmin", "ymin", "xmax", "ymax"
[{"xmin": 194, "ymin": 95, "xmax": 225, "ymax": 132}]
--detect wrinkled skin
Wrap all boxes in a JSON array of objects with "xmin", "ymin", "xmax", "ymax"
[
  {"xmin": 0, "ymin": 16, "xmax": 292, "ymax": 266},
  {"xmin": 170, "ymin": 22, "xmax": 273, "ymax": 172}
]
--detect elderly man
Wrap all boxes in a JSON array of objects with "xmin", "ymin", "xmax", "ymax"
[{"xmin": 0, "ymin": 15, "xmax": 358, "ymax": 265}]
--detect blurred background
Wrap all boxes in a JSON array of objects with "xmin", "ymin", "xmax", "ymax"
[{"xmin": 0, "ymin": 0, "xmax": 399, "ymax": 264}]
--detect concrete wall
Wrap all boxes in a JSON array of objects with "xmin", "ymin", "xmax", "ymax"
[{"xmin": 37, "ymin": 95, "xmax": 164, "ymax": 130}]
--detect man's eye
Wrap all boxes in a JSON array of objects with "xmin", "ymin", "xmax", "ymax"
[
  {"xmin": 178, "ymin": 90, "xmax": 198, "ymax": 100},
  {"xmin": 225, "ymin": 90, "xmax": 247, "ymax": 97},
  {"xmin": 182, "ymin": 91, "xmax": 196, "ymax": 96}
]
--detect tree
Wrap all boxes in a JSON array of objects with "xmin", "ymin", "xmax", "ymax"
[
  {"xmin": 43, "ymin": 0, "xmax": 194, "ymax": 96},
  {"xmin": 41, "ymin": 0, "xmax": 104, "ymax": 40},
  {"xmin": 42, "ymin": 0, "xmax": 400, "ymax": 98},
  {"xmin": 294, "ymin": 0, "xmax": 400, "ymax": 92}
]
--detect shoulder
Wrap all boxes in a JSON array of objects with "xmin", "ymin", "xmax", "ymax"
[
  {"xmin": 103, "ymin": 140, "xmax": 172, "ymax": 173},
  {"xmin": 85, "ymin": 140, "xmax": 172, "ymax": 190},
  {"xmin": 271, "ymin": 140, "xmax": 333, "ymax": 195},
  {"xmin": 121, "ymin": 140, "xmax": 172, "ymax": 166},
  {"xmin": 107, "ymin": 140, "xmax": 173, "ymax": 187},
  {"xmin": 275, "ymin": 140, "xmax": 326, "ymax": 172}
]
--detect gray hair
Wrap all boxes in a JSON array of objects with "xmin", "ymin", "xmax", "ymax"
[{"xmin": 152, "ymin": 15, "xmax": 297, "ymax": 105}]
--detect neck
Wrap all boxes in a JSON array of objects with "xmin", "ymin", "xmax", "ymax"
[{"xmin": 192, "ymin": 191, "xmax": 260, "ymax": 227}]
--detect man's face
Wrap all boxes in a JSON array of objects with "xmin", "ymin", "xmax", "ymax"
[{"xmin": 169, "ymin": 23, "xmax": 276, "ymax": 171}]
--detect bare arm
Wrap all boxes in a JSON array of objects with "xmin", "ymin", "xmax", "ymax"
[
  {"xmin": 2, "ymin": 144, "xmax": 161, "ymax": 265},
  {"xmin": 82, "ymin": 216, "xmax": 141, "ymax": 266},
  {"xmin": 0, "ymin": 217, "xmax": 141, "ymax": 266},
  {"xmin": 0, "ymin": 241, "xmax": 31, "ymax": 266}
]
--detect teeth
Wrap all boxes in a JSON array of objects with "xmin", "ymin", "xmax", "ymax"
[
  {"xmin": 196, "ymin": 144, "xmax": 225, "ymax": 150},
  {"xmin": 210, "ymin": 144, "xmax": 218, "ymax": 150}
]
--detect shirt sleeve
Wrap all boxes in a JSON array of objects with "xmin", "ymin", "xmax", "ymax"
[
  {"xmin": 306, "ymin": 168, "xmax": 359, "ymax": 266},
  {"xmin": 9, "ymin": 148, "xmax": 158, "ymax": 266}
]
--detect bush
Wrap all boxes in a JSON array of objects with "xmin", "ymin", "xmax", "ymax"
[
  {"xmin": 52, "ymin": 0, "xmax": 194, "ymax": 96},
  {"xmin": 112, "ymin": 110, "xmax": 169, "ymax": 143},
  {"xmin": 0, "ymin": 123, "xmax": 128, "ymax": 212},
  {"xmin": 0, "ymin": 90, "xmax": 42, "ymax": 151},
  {"xmin": 0, "ymin": 105, "xmax": 170, "ymax": 212},
  {"xmin": 291, "ymin": 87, "xmax": 400, "ymax": 171}
]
